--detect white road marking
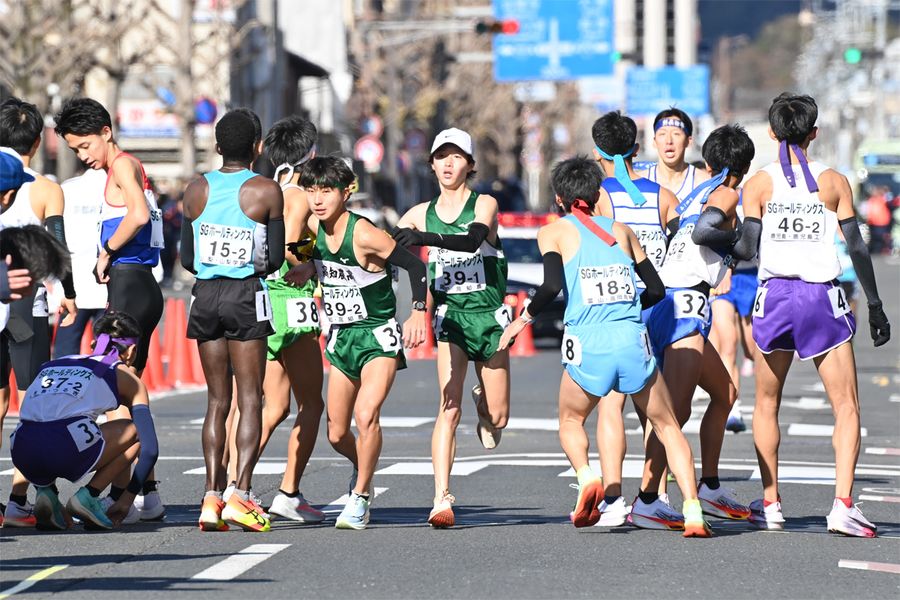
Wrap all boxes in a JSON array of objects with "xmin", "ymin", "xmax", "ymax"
[
  {"xmin": 190, "ymin": 544, "xmax": 290, "ymax": 581},
  {"xmin": 787, "ymin": 423, "xmax": 867, "ymax": 437},
  {"xmin": 859, "ymin": 494, "xmax": 900, "ymax": 503},
  {"xmin": 782, "ymin": 397, "xmax": 829, "ymax": 410},
  {"xmin": 0, "ymin": 565, "xmax": 68, "ymax": 599},
  {"xmin": 749, "ymin": 465, "xmax": 900, "ymax": 486},
  {"xmin": 188, "ymin": 416, "xmax": 434, "ymax": 428},
  {"xmin": 801, "ymin": 382, "xmax": 826, "ymax": 392},
  {"xmin": 322, "ymin": 487, "xmax": 389, "ymax": 514},
  {"xmin": 376, "ymin": 462, "xmax": 488, "ymax": 476},
  {"xmin": 865, "ymin": 447, "xmax": 900, "ymax": 456},
  {"xmin": 503, "ymin": 417, "xmax": 561, "ymax": 431},
  {"xmin": 838, "ymin": 560, "xmax": 900, "ymax": 575}
]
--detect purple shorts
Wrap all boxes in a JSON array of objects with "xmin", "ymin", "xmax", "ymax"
[
  {"xmin": 10, "ymin": 417, "xmax": 105, "ymax": 486},
  {"xmin": 752, "ymin": 278, "xmax": 856, "ymax": 360}
]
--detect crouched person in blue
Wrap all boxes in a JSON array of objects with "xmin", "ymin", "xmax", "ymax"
[{"xmin": 10, "ymin": 311, "xmax": 159, "ymax": 530}]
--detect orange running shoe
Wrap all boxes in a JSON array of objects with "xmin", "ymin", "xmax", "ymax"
[
  {"xmin": 569, "ymin": 479, "xmax": 604, "ymax": 528},
  {"xmin": 682, "ymin": 499, "xmax": 713, "ymax": 538},
  {"xmin": 222, "ymin": 494, "xmax": 271, "ymax": 532},
  {"xmin": 428, "ymin": 492, "xmax": 456, "ymax": 528},
  {"xmin": 198, "ymin": 495, "xmax": 229, "ymax": 532}
]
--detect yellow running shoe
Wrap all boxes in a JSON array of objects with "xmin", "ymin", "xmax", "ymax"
[
  {"xmin": 222, "ymin": 495, "xmax": 271, "ymax": 532},
  {"xmin": 682, "ymin": 498, "xmax": 713, "ymax": 538},
  {"xmin": 198, "ymin": 495, "xmax": 229, "ymax": 532}
]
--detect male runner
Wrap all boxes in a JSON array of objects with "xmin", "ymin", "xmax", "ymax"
[
  {"xmin": 285, "ymin": 156, "xmax": 428, "ymax": 530},
  {"xmin": 55, "ymin": 97, "xmax": 166, "ymax": 520},
  {"xmin": 498, "ymin": 156, "xmax": 710, "ymax": 537},
  {"xmin": 392, "ymin": 127, "xmax": 510, "ymax": 527},
  {"xmin": 637, "ymin": 108, "xmax": 710, "ymax": 197},
  {"xmin": 181, "ymin": 109, "xmax": 285, "ymax": 532},
  {"xmin": 10, "ymin": 310, "xmax": 159, "ymax": 530},
  {"xmin": 739, "ymin": 93, "xmax": 891, "ymax": 537}
]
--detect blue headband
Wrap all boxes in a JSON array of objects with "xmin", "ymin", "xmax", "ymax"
[
  {"xmin": 654, "ymin": 117, "xmax": 688, "ymax": 133},
  {"xmin": 676, "ymin": 167, "xmax": 729, "ymax": 215},
  {"xmin": 595, "ymin": 145, "xmax": 645, "ymax": 207}
]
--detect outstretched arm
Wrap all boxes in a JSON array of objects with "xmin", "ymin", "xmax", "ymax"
[{"xmin": 393, "ymin": 195, "xmax": 498, "ymax": 253}]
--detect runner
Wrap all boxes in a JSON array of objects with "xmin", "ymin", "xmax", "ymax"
[
  {"xmin": 392, "ymin": 128, "xmax": 510, "ymax": 527},
  {"xmin": 590, "ymin": 111, "xmax": 679, "ymax": 526},
  {"xmin": 738, "ymin": 93, "xmax": 891, "ymax": 537},
  {"xmin": 640, "ymin": 124, "xmax": 757, "ymax": 527},
  {"xmin": 638, "ymin": 108, "xmax": 711, "ymax": 196},
  {"xmin": 9, "ymin": 310, "xmax": 159, "ymax": 530},
  {"xmin": 181, "ymin": 109, "xmax": 285, "ymax": 532},
  {"xmin": 258, "ymin": 115, "xmax": 325, "ymax": 524},
  {"xmin": 55, "ymin": 97, "xmax": 167, "ymax": 520},
  {"xmin": 498, "ymin": 156, "xmax": 710, "ymax": 537},
  {"xmin": 284, "ymin": 155, "xmax": 428, "ymax": 530}
]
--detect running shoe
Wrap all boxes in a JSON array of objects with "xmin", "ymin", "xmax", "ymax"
[
  {"xmin": 222, "ymin": 494, "xmax": 271, "ymax": 532},
  {"xmin": 428, "ymin": 492, "xmax": 456, "ymax": 528},
  {"xmin": 100, "ymin": 496, "xmax": 140, "ymax": 525},
  {"xmin": 748, "ymin": 498, "xmax": 785, "ymax": 531},
  {"xmin": 335, "ymin": 492, "xmax": 370, "ymax": 530},
  {"xmin": 223, "ymin": 482, "xmax": 236, "ymax": 503},
  {"xmin": 0, "ymin": 503, "xmax": 4, "ymax": 527},
  {"xmin": 698, "ymin": 483, "xmax": 750, "ymax": 520},
  {"xmin": 348, "ymin": 467, "xmax": 359, "ymax": 497},
  {"xmin": 594, "ymin": 496, "xmax": 631, "ymax": 527},
  {"xmin": 66, "ymin": 487, "xmax": 113, "ymax": 530},
  {"xmin": 198, "ymin": 495, "xmax": 229, "ymax": 532},
  {"xmin": 568, "ymin": 479, "xmax": 604, "ymax": 528},
  {"xmin": 269, "ymin": 492, "xmax": 325, "ymax": 524},
  {"xmin": 659, "ymin": 493, "xmax": 671, "ymax": 507},
  {"xmin": 682, "ymin": 499, "xmax": 713, "ymax": 538},
  {"xmin": 628, "ymin": 497, "xmax": 685, "ymax": 531},
  {"xmin": 249, "ymin": 490, "xmax": 270, "ymax": 519},
  {"xmin": 826, "ymin": 499, "xmax": 878, "ymax": 538},
  {"xmin": 1, "ymin": 499, "xmax": 36, "ymax": 528},
  {"xmin": 472, "ymin": 384, "xmax": 501, "ymax": 450},
  {"xmin": 134, "ymin": 490, "xmax": 166, "ymax": 521},
  {"xmin": 34, "ymin": 487, "xmax": 70, "ymax": 531},
  {"xmin": 725, "ymin": 402, "xmax": 747, "ymax": 433}
]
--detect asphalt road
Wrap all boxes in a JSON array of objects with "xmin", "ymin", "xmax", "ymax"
[{"xmin": 1, "ymin": 257, "xmax": 898, "ymax": 599}]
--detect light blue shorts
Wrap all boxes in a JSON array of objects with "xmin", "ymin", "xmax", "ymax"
[{"xmin": 561, "ymin": 320, "xmax": 656, "ymax": 398}]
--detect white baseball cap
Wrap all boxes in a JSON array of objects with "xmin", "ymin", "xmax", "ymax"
[{"xmin": 430, "ymin": 128, "xmax": 474, "ymax": 157}]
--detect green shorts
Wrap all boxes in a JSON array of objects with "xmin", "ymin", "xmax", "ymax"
[
  {"xmin": 434, "ymin": 304, "xmax": 513, "ymax": 362},
  {"xmin": 266, "ymin": 278, "xmax": 321, "ymax": 361},
  {"xmin": 325, "ymin": 318, "xmax": 407, "ymax": 380}
]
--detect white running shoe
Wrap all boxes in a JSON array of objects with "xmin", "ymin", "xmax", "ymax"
[
  {"xmin": 134, "ymin": 490, "xmax": 166, "ymax": 521},
  {"xmin": 725, "ymin": 401, "xmax": 747, "ymax": 433},
  {"xmin": 269, "ymin": 492, "xmax": 325, "ymax": 524},
  {"xmin": 748, "ymin": 498, "xmax": 785, "ymax": 530},
  {"xmin": 826, "ymin": 499, "xmax": 877, "ymax": 538},
  {"xmin": 628, "ymin": 497, "xmax": 685, "ymax": 531},
  {"xmin": 698, "ymin": 483, "xmax": 750, "ymax": 520},
  {"xmin": 2, "ymin": 499, "xmax": 36, "ymax": 528},
  {"xmin": 100, "ymin": 496, "xmax": 140, "ymax": 525},
  {"xmin": 223, "ymin": 483, "xmax": 236, "ymax": 503},
  {"xmin": 595, "ymin": 496, "xmax": 631, "ymax": 527}
]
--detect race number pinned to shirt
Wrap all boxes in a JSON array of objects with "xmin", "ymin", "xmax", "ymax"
[
  {"xmin": 198, "ymin": 222, "xmax": 253, "ymax": 267},
  {"xmin": 373, "ymin": 318, "xmax": 402, "ymax": 353},
  {"xmin": 665, "ymin": 224, "xmax": 693, "ymax": 263},
  {"xmin": 147, "ymin": 189, "xmax": 165, "ymax": 249},
  {"xmin": 765, "ymin": 200, "xmax": 826, "ymax": 241},
  {"xmin": 255, "ymin": 289, "xmax": 272, "ymax": 322},
  {"xmin": 633, "ymin": 226, "xmax": 668, "ymax": 269},
  {"xmin": 640, "ymin": 328, "xmax": 653, "ymax": 361},
  {"xmin": 673, "ymin": 289, "xmax": 709, "ymax": 321},
  {"xmin": 579, "ymin": 264, "xmax": 635, "ymax": 305},
  {"xmin": 322, "ymin": 286, "xmax": 368, "ymax": 325},
  {"xmin": 66, "ymin": 417, "xmax": 103, "ymax": 453},
  {"xmin": 32, "ymin": 286, "xmax": 49, "ymax": 318},
  {"xmin": 32, "ymin": 366, "xmax": 92, "ymax": 400},
  {"xmin": 561, "ymin": 332, "xmax": 583, "ymax": 366},
  {"xmin": 433, "ymin": 249, "xmax": 487, "ymax": 294},
  {"xmin": 827, "ymin": 285, "xmax": 851, "ymax": 318},
  {"xmin": 286, "ymin": 298, "xmax": 319, "ymax": 328},
  {"xmin": 752, "ymin": 286, "xmax": 768, "ymax": 318}
]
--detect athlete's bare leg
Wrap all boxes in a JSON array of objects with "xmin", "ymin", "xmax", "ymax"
[
  {"xmin": 752, "ymin": 350, "xmax": 793, "ymax": 503},
  {"xmin": 558, "ymin": 370, "xmax": 599, "ymax": 473},
  {"xmin": 199, "ymin": 338, "xmax": 234, "ymax": 492},
  {"xmin": 351, "ymin": 357, "xmax": 398, "ymax": 495},
  {"xmin": 89, "ymin": 419, "xmax": 140, "ymax": 491},
  {"xmin": 597, "ymin": 391, "xmax": 627, "ymax": 498},
  {"xmin": 432, "ymin": 341, "xmax": 468, "ymax": 500},
  {"xmin": 326, "ymin": 366, "xmax": 361, "ymax": 471},
  {"xmin": 697, "ymin": 341, "xmax": 738, "ymax": 479},
  {"xmin": 814, "ymin": 343, "xmax": 860, "ymax": 499},
  {"xmin": 710, "ymin": 300, "xmax": 740, "ymax": 391},
  {"xmin": 259, "ymin": 359, "xmax": 292, "ymax": 457},
  {"xmin": 473, "ymin": 348, "xmax": 510, "ymax": 430},
  {"xmin": 228, "ymin": 338, "xmax": 266, "ymax": 492}
]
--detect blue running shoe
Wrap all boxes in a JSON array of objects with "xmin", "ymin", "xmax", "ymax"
[
  {"xmin": 35, "ymin": 486, "xmax": 69, "ymax": 531},
  {"xmin": 335, "ymin": 492, "xmax": 370, "ymax": 530},
  {"xmin": 66, "ymin": 487, "xmax": 113, "ymax": 530}
]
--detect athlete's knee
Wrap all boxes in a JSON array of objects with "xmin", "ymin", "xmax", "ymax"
[
  {"xmin": 831, "ymin": 397, "xmax": 860, "ymax": 421},
  {"xmin": 327, "ymin": 423, "xmax": 350, "ymax": 447},
  {"xmin": 353, "ymin": 408, "xmax": 380, "ymax": 435},
  {"xmin": 298, "ymin": 393, "xmax": 325, "ymax": 418},
  {"xmin": 438, "ymin": 404, "xmax": 462, "ymax": 428},
  {"xmin": 264, "ymin": 402, "xmax": 291, "ymax": 426}
]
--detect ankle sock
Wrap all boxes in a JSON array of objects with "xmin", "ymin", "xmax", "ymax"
[
  {"xmin": 9, "ymin": 494, "xmax": 27, "ymax": 507},
  {"xmin": 700, "ymin": 476, "xmax": 720, "ymax": 490},
  {"xmin": 109, "ymin": 486, "xmax": 126, "ymax": 501},
  {"xmin": 142, "ymin": 480, "xmax": 159, "ymax": 495},
  {"xmin": 603, "ymin": 495, "xmax": 620, "ymax": 506},
  {"xmin": 279, "ymin": 489, "xmax": 299, "ymax": 498},
  {"xmin": 836, "ymin": 497, "xmax": 852, "ymax": 509},
  {"xmin": 638, "ymin": 490, "xmax": 659, "ymax": 505},
  {"xmin": 86, "ymin": 486, "xmax": 102, "ymax": 498}
]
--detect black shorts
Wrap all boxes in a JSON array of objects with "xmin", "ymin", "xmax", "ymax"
[
  {"xmin": 187, "ymin": 277, "xmax": 274, "ymax": 342},
  {"xmin": 107, "ymin": 264, "xmax": 164, "ymax": 372},
  {"xmin": 1, "ymin": 286, "xmax": 50, "ymax": 389}
]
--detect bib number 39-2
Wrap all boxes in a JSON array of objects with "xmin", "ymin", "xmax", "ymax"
[
  {"xmin": 561, "ymin": 332, "xmax": 583, "ymax": 367},
  {"xmin": 66, "ymin": 417, "xmax": 103, "ymax": 453}
]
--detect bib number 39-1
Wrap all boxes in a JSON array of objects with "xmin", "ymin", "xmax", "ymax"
[
  {"xmin": 827, "ymin": 286, "xmax": 850, "ymax": 318},
  {"xmin": 561, "ymin": 332, "xmax": 583, "ymax": 366},
  {"xmin": 373, "ymin": 319, "xmax": 402, "ymax": 352},
  {"xmin": 286, "ymin": 298, "xmax": 319, "ymax": 328},
  {"xmin": 66, "ymin": 417, "xmax": 103, "ymax": 453}
]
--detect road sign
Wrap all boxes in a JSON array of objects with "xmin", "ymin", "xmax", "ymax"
[
  {"xmin": 492, "ymin": 0, "xmax": 615, "ymax": 82},
  {"xmin": 361, "ymin": 115, "xmax": 383, "ymax": 138},
  {"xmin": 354, "ymin": 135, "xmax": 384, "ymax": 169},
  {"xmin": 625, "ymin": 65, "xmax": 711, "ymax": 117}
]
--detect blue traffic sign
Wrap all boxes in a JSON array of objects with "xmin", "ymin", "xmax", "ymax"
[
  {"xmin": 492, "ymin": 0, "xmax": 615, "ymax": 82},
  {"xmin": 625, "ymin": 65, "xmax": 711, "ymax": 117}
]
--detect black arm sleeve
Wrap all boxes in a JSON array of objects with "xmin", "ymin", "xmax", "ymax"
[
  {"xmin": 180, "ymin": 217, "xmax": 196, "ymax": 274},
  {"xmin": 265, "ymin": 216, "xmax": 286, "ymax": 275},
  {"xmin": 45, "ymin": 215, "xmax": 76, "ymax": 299},
  {"xmin": 635, "ymin": 258, "xmax": 665, "ymax": 309},
  {"xmin": 0, "ymin": 260, "xmax": 9, "ymax": 302},
  {"xmin": 387, "ymin": 243, "xmax": 427, "ymax": 303},
  {"xmin": 731, "ymin": 217, "xmax": 761, "ymax": 261},
  {"xmin": 666, "ymin": 217, "xmax": 680, "ymax": 243},
  {"xmin": 691, "ymin": 207, "xmax": 739, "ymax": 248},
  {"xmin": 840, "ymin": 217, "xmax": 881, "ymax": 305},
  {"xmin": 526, "ymin": 252, "xmax": 563, "ymax": 318},
  {"xmin": 422, "ymin": 223, "xmax": 490, "ymax": 253}
]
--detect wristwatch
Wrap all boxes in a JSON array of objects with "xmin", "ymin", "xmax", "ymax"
[{"xmin": 411, "ymin": 300, "xmax": 427, "ymax": 312}]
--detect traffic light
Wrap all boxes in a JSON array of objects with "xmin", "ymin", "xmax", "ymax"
[
  {"xmin": 474, "ymin": 19, "xmax": 520, "ymax": 35},
  {"xmin": 844, "ymin": 47, "xmax": 862, "ymax": 64},
  {"xmin": 843, "ymin": 47, "xmax": 884, "ymax": 64}
]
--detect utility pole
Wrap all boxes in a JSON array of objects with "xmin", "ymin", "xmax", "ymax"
[{"xmin": 176, "ymin": 0, "xmax": 196, "ymax": 177}]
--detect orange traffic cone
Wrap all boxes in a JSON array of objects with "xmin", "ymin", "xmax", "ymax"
[
  {"xmin": 161, "ymin": 297, "xmax": 178, "ymax": 365},
  {"xmin": 7, "ymin": 372, "xmax": 19, "ymax": 417},
  {"xmin": 167, "ymin": 298, "xmax": 197, "ymax": 386},
  {"xmin": 510, "ymin": 290, "xmax": 536, "ymax": 357},
  {"xmin": 80, "ymin": 321, "xmax": 94, "ymax": 355},
  {"xmin": 142, "ymin": 328, "xmax": 170, "ymax": 392}
]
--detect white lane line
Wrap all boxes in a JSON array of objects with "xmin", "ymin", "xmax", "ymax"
[
  {"xmin": 749, "ymin": 465, "xmax": 900, "ymax": 486},
  {"xmin": 782, "ymin": 397, "xmax": 829, "ymax": 410},
  {"xmin": 188, "ymin": 416, "xmax": 435, "ymax": 428},
  {"xmin": 322, "ymin": 487, "xmax": 389, "ymax": 515},
  {"xmin": 838, "ymin": 560, "xmax": 900, "ymax": 575},
  {"xmin": 376, "ymin": 462, "xmax": 488, "ymax": 476},
  {"xmin": 503, "ymin": 417, "xmax": 560, "ymax": 431},
  {"xmin": 787, "ymin": 423, "xmax": 867, "ymax": 437},
  {"xmin": 865, "ymin": 447, "xmax": 900, "ymax": 456},
  {"xmin": 0, "ymin": 565, "xmax": 68, "ymax": 599},
  {"xmin": 859, "ymin": 494, "xmax": 900, "ymax": 503},
  {"xmin": 191, "ymin": 544, "xmax": 290, "ymax": 581}
]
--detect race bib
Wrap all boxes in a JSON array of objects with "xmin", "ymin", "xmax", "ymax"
[
  {"xmin": 148, "ymin": 192, "xmax": 164, "ymax": 249},
  {"xmin": 255, "ymin": 289, "xmax": 272, "ymax": 322},
  {"xmin": 32, "ymin": 286, "xmax": 49, "ymax": 318},
  {"xmin": 665, "ymin": 225, "xmax": 693, "ymax": 262},
  {"xmin": 286, "ymin": 297, "xmax": 319, "ymax": 328},
  {"xmin": 633, "ymin": 226, "xmax": 668, "ymax": 269},
  {"xmin": 322, "ymin": 286, "xmax": 368, "ymax": 324},
  {"xmin": 827, "ymin": 286, "xmax": 851, "ymax": 318},
  {"xmin": 434, "ymin": 250, "xmax": 487, "ymax": 294},
  {"xmin": 752, "ymin": 286, "xmax": 767, "ymax": 318},
  {"xmin": 198, "ymin": 222, "xmax": 253, "ymax": 267},
  {"xmin": 765, "ymin": 200, "xmax": 825, "ymax": 241},
  {"xmin": 66, "ymin": 417, "xmax": 103, "ymax": 453},
  {"xmin": 561, "ymin": 332, "xmax": 583, "ymax": 366},
  {"xmin": 673, "ymin": 289, "xmax": 709, "ymax": 321},
  {"xmin": 32, "ymin": 366, "xmax": 92, "ymax": 399},
  {"xmin": 495, "ymin": 304, "xmax": 513, "ymax": 328},
  {"xmin": 372, "ymin": 319, "xmax": 402, "ymax": 353},
  {"xmin": 433, "ymin": 303, "xmax": 448, "ymax": 337},
  {"xmin": 579, "ymin": 264, "xmax": 635, "ymax": 305},
  {"xmin": 640, "ymin": 328, "xmax": 653, "ymax": 361}
]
